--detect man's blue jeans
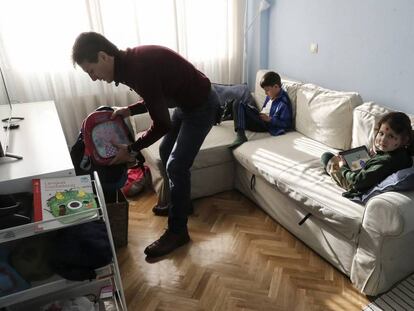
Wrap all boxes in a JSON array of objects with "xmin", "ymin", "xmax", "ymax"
[{"xmin": 159, "ymin": 89, "xmax": 220, "ymax": 234}]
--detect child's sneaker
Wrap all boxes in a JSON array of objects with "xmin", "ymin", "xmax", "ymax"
[{"xmin": 229, "ymin": 132, "xmax": 247, "ymax": 149}]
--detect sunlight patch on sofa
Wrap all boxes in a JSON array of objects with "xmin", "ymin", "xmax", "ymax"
[
  {"xmin": 293, "ymin": 136, "xmax": 338, "ymax": 158},
  {"xmin": 251, "ymin": 148, "xmax": 299, "ymax": 179}
]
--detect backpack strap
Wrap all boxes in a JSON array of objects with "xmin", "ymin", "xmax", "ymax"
[{"xmin": 79, "ymin": 155, "xmax": 91, "ymax": 171}]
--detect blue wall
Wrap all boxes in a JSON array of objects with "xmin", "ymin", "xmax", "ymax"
[
  {"xmin": 248, "ymin": 0, "xmax": 414, "ymax": 113},
  {"xmin": 245, "ymin": 0, "xmax": 270, "ymax": 87}
]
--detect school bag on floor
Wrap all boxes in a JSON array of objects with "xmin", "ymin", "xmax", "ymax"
[{"xmin": 121, "ymin": 165, "xmax": 151, "ymax": 197}]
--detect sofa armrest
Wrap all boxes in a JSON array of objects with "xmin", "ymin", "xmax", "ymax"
[
  {"xmin": 129, "ymin": 108, "xmax": 176, "ymax": 136},
  {"xmin": 129, "ymin": 112, "xmax": 152, "ymax": 135},
  {"xmin": 363, "ymin": 191, "xmax": 414, "ymax": 236},
  {"xmin": 351, "ymin": 190, "xmax": 414, "ymax": 295}
]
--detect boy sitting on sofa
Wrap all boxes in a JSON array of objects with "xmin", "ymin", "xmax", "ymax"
[{"xmin": 229, "ymin": 71, "xmax": 293, "ymax": 149}]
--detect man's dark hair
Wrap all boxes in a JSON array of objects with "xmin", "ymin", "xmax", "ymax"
[
  {"xmin": 72, "ymin": 32, "xmax": 120, "ymax": 65},
  {"xmin": 260, "ymin": 71, "xmax": 281, "ymax": 88}
]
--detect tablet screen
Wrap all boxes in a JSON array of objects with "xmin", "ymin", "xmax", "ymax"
[{"xmin": 339, "ymin": 146, "xmax": 370, "ymax": 171}]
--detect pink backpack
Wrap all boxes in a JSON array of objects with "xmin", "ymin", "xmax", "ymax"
[{"xmin": 80, "ymin": 111, "xmax": 132, "ymax": 169}]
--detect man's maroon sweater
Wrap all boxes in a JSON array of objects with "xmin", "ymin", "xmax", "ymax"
[{"xmin": 113, "ymin": 45, "xmax": 211, "ymax": 152}]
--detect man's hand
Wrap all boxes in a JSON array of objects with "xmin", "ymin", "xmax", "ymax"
[
  {"xmin": 259, "ymin": 113, "xmax": 271, "ymax": 122},
  {"xmin": 109, "ymin": 143, "xmax": 135, "ymax": 165},
  {"xmin": 111, "ymin": 107, "xmax": 131, "ymax": 119}
]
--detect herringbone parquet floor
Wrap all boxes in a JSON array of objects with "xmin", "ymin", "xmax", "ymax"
[{"xmin": 117, "ymin": 190, "xmax": 369, "ymax": 311}]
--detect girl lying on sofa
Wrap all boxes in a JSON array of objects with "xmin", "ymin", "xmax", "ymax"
[{"xmin": 321, "ymin": 112, "xmax": 413, "ymax": 198}]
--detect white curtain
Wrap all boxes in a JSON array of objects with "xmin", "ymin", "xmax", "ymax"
[{"xmin": 0, "ymin": 0, "xmax": 246, "ymax": 145}]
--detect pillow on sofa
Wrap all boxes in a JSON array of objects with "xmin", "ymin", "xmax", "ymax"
[
  {"xmin": 351, "ymin": 102, "xmax": 392, "ymax": 149},
  {"xmin": 351, "ymin": 166, "xmax": 414, "ymax": 203},
  {"xmin": 351, "ymin": 102, "xmax": 414, "ymax": 148},
  {"xmin": 295, "ymin": 83, "xmax": 363, "ymax": 150}
]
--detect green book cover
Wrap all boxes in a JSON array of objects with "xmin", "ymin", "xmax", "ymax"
[{"xmin": 33, "ymin": 175, "xmax": 98, "ymax": 225}]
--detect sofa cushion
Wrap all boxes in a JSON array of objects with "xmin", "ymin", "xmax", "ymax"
[
  {"xmin": 351, "ymin": 102, "xmax": 392, "ymax": 149},
  {"xmin": 276, "ymin": 159, "xmax": 366, "ymax": 241},
  {"xmin": 129, "ymin": 109, "xmax": 176, "ymax": 134},
  {"xmin": 139, "ymin": 120, "xmax": 269, "ymax": 199},
  {"xmin": 253, "ymin": 69, "xmax": 269, "ymax": 106},
  {"xmin": 295, "ymin": 84, "xmax": 362, "ymax": 150},
  {"xmin": 351, "ymin": 102, "xmax": 414, "ymax": 149},
  {"xmin": 139, "ymin": 121, "xmax": 269, "ymax": 170},
  {"xmin": 232, "ymin": 131, "xmax": 337, "ymax": 180},
  {"xmin": 233, "ymin": 132, "xmax": 365, "ymax": 240}
]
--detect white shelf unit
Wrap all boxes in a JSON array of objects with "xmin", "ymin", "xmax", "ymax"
[
  {"xmin": 0, "ymin": 172, "xmax": 127, "ymax": 310},
  {"xmin": 4, "ymin": 266, "xmax": 113, "ymax": 309},
  {"xmin": 0, "ymin": 206, "xmax": 100, "ymax": 243}
]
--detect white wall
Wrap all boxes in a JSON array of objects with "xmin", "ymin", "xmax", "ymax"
[{"xmin": 263, "ymin": 0, "xmax": 414, "ymax": 112}]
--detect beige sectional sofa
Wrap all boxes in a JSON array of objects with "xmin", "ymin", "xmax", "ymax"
[{"xmin": 130, "ymin": 70, "xmax": 414, "ymax": 296}]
